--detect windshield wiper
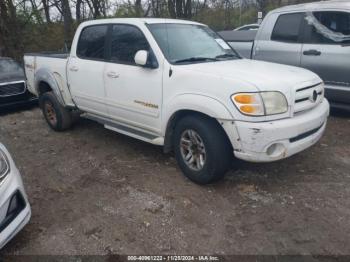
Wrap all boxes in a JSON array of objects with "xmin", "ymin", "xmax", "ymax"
[
  {"xmin": 215, "ymin": 53, "xmax": 239, "ymax": 59},
  {"xmin": 174, "ymin": 57, "xmax": 218, "ymax": 64}
]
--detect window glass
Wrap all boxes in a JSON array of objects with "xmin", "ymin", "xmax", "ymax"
[
  {"xmin": 111, "ymin": 24, "xmax": 150, "ymax": 64},
  {"xmin": 0, "ymin": 59, "xmax": 24, "ymax": 80},
  {"xmin": 304, "ymin": 11, "xmax": 350, "ymax": 44},
  {"xmin": 0, "ymin": 59, "xmax": 23, "ymax": 74},
  {"xmin": 77, "ymin": 25, "xmax": 108, "ymax": 59},
  {"xmin": 148, "ymin": 23, "xmax": 238, "ymax": 64},
  {"xmin": 271, "ymin": 13, "xmax": 304, "ymax": 42}
]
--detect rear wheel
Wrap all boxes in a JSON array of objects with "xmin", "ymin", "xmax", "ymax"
[
  {"xmin": 39, "ymin": 92, "xmax": 73, "ymax": 131},
  {"xmin": 173, "ymin": 114, "xmax": 233, "ymax": 184}
]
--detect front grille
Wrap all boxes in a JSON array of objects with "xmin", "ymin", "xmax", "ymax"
[
  {"xmin": 294, "ymin": 83, "xmax": 324, "ymax": 113},
  {"xmin": 0, "ymin": 81, "xmax": 26, "ymax": 97}
]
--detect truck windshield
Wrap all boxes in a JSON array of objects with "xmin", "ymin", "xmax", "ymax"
[{"xmin": 148, "ymin": 23, "xmax": 240, "ymax": 64}]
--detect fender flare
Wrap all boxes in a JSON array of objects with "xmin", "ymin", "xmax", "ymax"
[
  {"xmin": 163, "ymin": 93, "xmax": 234, "ymax": 132},
  {"xmin": 162, "ymin": 94, "xmax": 235, "ymax": 152},
  {"xmin": 34, "ymin": 67, "xmax": 66, "ymax": 106}
]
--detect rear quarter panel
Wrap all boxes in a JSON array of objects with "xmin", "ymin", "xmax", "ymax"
[
  {"xmin": 23, "ymin": 56, "xmax": 36, "ymax": 95},
  {"xmin": 25, "ymin": 55, "xmax": 75, "ymax": 107}
]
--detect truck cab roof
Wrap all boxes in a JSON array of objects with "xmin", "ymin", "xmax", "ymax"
[
  {"xmin": 272, "ymin": 0, "xmax": 350, "ymax": 13},
  {"xmin": 78, "ymin": 18, "xmax": 204, "ymax": 27}
]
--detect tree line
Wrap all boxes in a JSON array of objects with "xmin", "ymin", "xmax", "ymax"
[{"xmin": 0, "ymin": 0, "xmax": 315, "ymax": 60}]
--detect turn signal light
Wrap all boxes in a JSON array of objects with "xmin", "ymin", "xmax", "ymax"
[
  {"xmin": 240, "ymin": 105, "xmax": 256, "ymax": 114},
  {"xmin": 234, "ymin": 94, "xmax": 254, "ymax": 104}
]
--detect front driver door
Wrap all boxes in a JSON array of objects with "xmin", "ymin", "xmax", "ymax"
[
  {"xmin": 104, "ymin": 24, "xmax": 163, "ymax": 135},
  {"xmin": 301, "ymin": 11, "xmax": 350, "ymax": 104},
  {"xmin": 254, "ymin": 12, "xmax": 304, "ymax": 67}
]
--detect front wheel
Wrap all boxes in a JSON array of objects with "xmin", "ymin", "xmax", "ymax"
[{"xmin": 173, "ymin": 115, "xmax": 233, "ymax": 184}]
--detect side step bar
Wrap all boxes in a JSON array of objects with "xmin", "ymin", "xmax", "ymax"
[{"xmin": 82, "ymin": 113, "xmax": 164, "ymax": 145}]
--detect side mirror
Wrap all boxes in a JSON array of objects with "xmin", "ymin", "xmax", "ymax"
[{"xmin": 134, "ymin": 50, "xmax": 149, "ymax": 67}]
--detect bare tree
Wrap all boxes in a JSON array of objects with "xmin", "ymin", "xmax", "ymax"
[
  {"xmin": 256, "ymin": 0, "xmax": 268, "ymax": 14},
  {"xmin": 76, "ymin": 0, "xmax": 82, "ymax": 21},
  {"xmin": 62, "ymin": 0, "xmax": 73, "ymax": 45},
  {"xmin": 150, "ymin": 0, "xmax": 163, "ymax": 16},
  {"xmin": 135, "ymin": 0, "xmax": 143, "ymax": 16},
  {"xmin": 0, "ymin": 0, "xmax": 23, "ymax": 59},
  {"xmin": 168, "ymin": 0, "xmax": 192, "ymax": 19},
  {"xmin": 42, "ymin": 0, "xmax": 51, "ymax": 23},
  {"xmin": 84, "ymin": 0, "xmax": 109, "ymax": 18}
]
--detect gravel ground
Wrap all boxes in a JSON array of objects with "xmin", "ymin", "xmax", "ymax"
[{"xmin": 0, "ymin": 106, "xmax": 350, "ymax": 256}]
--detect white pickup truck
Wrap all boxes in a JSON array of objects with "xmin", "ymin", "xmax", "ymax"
[{"xmin": 24, "ymin": 18, "xmax": 329, "ymax": 184}]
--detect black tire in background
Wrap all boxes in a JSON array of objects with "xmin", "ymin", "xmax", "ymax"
[
  {"xmin": 173, "ymin": 114, "xmax": 233, "ymax": 184},
  {"xmin": 39, "ymin": 91, "xmax": 73, "ymax": 131}
]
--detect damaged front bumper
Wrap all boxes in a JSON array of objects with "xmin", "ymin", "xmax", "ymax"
[{"xmin": 223, "ymin": 99, "xmax": 330, "ymax": 163}]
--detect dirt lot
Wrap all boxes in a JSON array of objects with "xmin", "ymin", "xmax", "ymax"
[{"xmin": 0, "ymin": 106, "xmax": 350, "ymax": 256}]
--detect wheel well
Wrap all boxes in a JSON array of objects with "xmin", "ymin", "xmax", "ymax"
[
  {"xmin": 163, "ymin": 110, "xmax": 230, "ymax": 153},
  {"xmin": 38, "ymin": 81, "xmax": 52, "ymax": 95}
]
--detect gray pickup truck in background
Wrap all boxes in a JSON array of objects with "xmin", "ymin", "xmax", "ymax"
[{"xmin": 219, "ymin": 1, "xmax": 350, "ymax": 110}]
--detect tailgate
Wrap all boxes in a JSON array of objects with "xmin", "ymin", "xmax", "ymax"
[{"xmin": 23, "ymin": 55, "xmax": 36, "ymax": 95}]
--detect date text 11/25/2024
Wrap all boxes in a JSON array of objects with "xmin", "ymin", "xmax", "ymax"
[{"xmin": 127, "ymin": 255, "xmax": 220, "ymax": 261}]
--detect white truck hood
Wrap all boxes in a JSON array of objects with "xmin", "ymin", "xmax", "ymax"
[{"xmin": 180, "ymin": 58, "xmax": 321, "ymax": 93}]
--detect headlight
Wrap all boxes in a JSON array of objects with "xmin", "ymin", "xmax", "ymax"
[
  {"xmin": 260, "ymin": 92, "xmax": 288, "ymax": 115},
  {"xmin": 0, "ymin": 149, "xmax": 10, "ymax": 179},
  {"xmin": 231, "ymin": 92, "xmax": 288, "ymax": 116}
]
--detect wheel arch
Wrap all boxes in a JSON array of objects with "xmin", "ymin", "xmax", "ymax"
[
  {"xmin": 163, "ymin": 95, "xmax": 234, "ymax": 153},
  {"xmin": 34, "ymin": 68, "xmax": 65, "ymax": 106},
  {"xmin": 38, "ymin": 81, "xmax": 52, "ymax": 94}
]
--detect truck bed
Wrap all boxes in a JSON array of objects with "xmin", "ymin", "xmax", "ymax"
[
  {"xmin": 24, "ymin": 52, "xmax": 69, "ymax": 59},
  {"xmin": 218, "ymin": 30, "xmax": 256, "ymax": 59},
  {"xmin": 24, "ymin": 53, "xmax": 75, "ymax": 107},
  {"xmin": 218, "ymin": 30, "xmax": 257, "ymax": 42}
]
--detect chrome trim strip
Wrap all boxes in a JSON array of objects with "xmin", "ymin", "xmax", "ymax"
[
  {"xmin": 0, "ymin": 80, "xmax": 25, "ymax": 86},
  {"xmin": 0, "ymin": 81, "xmax": 26, "ymax": 97},
  {"xmin": 296, "ymin": 82, "xmax": 322, "ymax": 92}
]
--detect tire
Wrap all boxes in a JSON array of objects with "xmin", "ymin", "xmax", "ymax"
[
  {"xmin": 173, "ymin": 114, "xmax": 233, "ymax": 184},
  {"xmin": 39, "ymin": 91, "xmax": 73, "ymax": 131}
]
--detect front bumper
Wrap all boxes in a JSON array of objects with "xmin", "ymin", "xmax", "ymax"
[
  {"xmin": 0, "ymin": 144, "xmax": 31, "ymax": 249},
  {"xmin": 223, "ymin": 99, "xmax": 330, "ymax": 163}
]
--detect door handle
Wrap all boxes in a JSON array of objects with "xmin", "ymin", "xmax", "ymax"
[
  {"xmin": 107, "ymin": 71, "xmax": 119, "ymax": 78},
  {"xmin": 303, "ymin": 49, "xmax": 322, "ymax": 56},
  {"xmin": 69, "ymin": 66, "xmax": 79, "ymax": 72}
]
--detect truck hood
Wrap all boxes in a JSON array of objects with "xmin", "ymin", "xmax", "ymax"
[{"xmin": 180, "ymin": 59, "xmax": 321, "ymax": 93}]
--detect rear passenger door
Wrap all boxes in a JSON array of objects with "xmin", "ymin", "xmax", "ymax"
[
  {"xmin": 254, "ymin": 12, "xmax": 304, "ymax": 67},
  {"xmin": 67, "ymin": 24, "xmax": 109, "ymax": 117},
  {"xmin": 300, "ymin": 11, "xmax": 350, "ymax": 104}
]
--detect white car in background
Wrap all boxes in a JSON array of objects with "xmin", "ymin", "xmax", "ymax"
[
  {"xmin": 0, "ymin": 143, "xmax": 31, "ymax": 249},
  {"xmin": 234, "ymin": 23, "xmax": 260, "ymax": 31}
]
